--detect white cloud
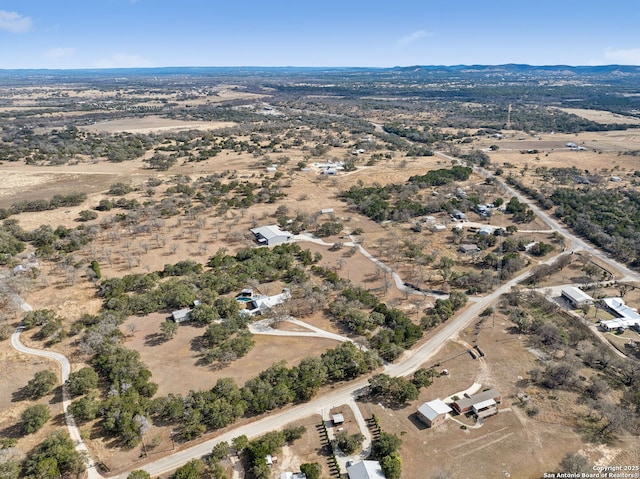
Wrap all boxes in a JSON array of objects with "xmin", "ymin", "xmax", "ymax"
[
  {"xmin": 604, "ymin": 48, "xmax": 640, "ymax": 65},
  {"xmin": 94, "ymin": 53, "xmax": 152, "ymax": 69},
  {"xmin": 397, "ymin": 30, "xmax": 432, "ymax": 47},
  {"xmin": 44, "ymin": 47, "xmax": 75, "ymax": 60},
  {"xmin": 0, "ymin": 10, "xmax": 32, "ymax": 33}
]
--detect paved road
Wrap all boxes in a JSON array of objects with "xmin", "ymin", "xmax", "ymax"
[{"xmin": 11, "ymin": 329, "xmax": 101, "ymax": 479}]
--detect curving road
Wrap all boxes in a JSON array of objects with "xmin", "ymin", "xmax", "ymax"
[{"xmin": 11, "ymin": 328, "xmax": 102, "ymax": 479}]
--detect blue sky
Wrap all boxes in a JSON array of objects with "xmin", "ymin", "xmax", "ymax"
[{"xmin": 1, "ymin": 0, "xmax": 639, "ymax": 69}]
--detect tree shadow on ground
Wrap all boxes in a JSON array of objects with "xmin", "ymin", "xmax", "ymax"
[
  {"xmin": 0, "ymin": 422, "xmax": 23, "ymax": 440},
  {"xmin": 190, "ymin": 335, "xmax": 207, "ymax": 352},
  {"xmin": 47, "ymin": 385, "xmax": 64, "ymax": 405},
  {"xmin": 144, "ymin": 333, "xmax": 166, "ymax": 347}
]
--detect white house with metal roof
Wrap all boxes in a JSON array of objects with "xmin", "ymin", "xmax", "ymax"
[
  {"xmin": 239, "ymin": 289, "xmax": 292, "ymax": 316},
  {"xmin": 599, "ymin": 297, "xmax": 640, "ymax": 331},
  {"xmin": 346, "ymin": 460, "xmax": 386, "ymax": 479},
  {"xmin": 250, "ymin": 225, "xmax": 293, "ymax": 246}
]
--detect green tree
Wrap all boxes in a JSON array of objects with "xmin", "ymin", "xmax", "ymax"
[
  {"xmin": 90, "ymin": 260, "xmax": 102, "ymax": 279},
  {"xmin": 335, "ymin": 431, "xmax": 364, "ymax": 454},
  {"xmin": 232, "ymin": 435, "xmax": 249, "ymax": 453},
  {"xmin": 22, "ymin": 404, "xmax": 51, "ymax": 434},
  {"xmin": 173, "ymin": 459, "xmax": 206, "ymax": 479},
  {"xmin": 368, "ymin": 374, "xmax": 419, "ymax": 405},
  {"xmin": 127, "ymin": 471, "xmax": 151, "ymax": 479},
  {"xmin": 22, "ymin": 309, "xmax": 58, "ymax": 330},
  {"xmin": 24, "ymin": 370, "xmax": 58, "ymax": 399},
  {"xmin": 381, "ymin": 452, "xmax": 402, "ymax": 479},
  {"xmin": 209, "ymin": 462, "xmax": 228, "ymax": 479},
  {"xmin": 24, "ymin": 430, "xmax": 87, "ymax": 478},
  {"xmin": 160, "ymin": 320, "xmax": 179, "ymax": 341},
  {"xmin": 300, "ymin": 463, "xmax": 322, "ymax": 479},
  {"xmin": 293, "ymin": 356, "xmax": 328, "ymax": 400},
  {"xmin": 372, "ymin": 432, "xmax": 402, "ymax": 459},
  {"xmin": 78, "ymin": 210, "xmax": 98, "ymax": 222},
  {"xmin": 68, "ymin": 394, "xmax": 101, "ymax": 422},
  {"xmin": 210, "ymin": 441, "xmax": 230, "ymax": 461},
  {"xmin": 0, "ymin": 460, "xmax": 21, "ymax": 479},
  {"xmin": 412, "ymin": 368, "xmax": 436, "ymax": 389},
  {"xmin": 67, "ymin": 367, "xmax": 99, "ymax": 396}
]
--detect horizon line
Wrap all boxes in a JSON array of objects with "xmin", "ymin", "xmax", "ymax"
[{"xmin": 0, "ymin": 63, "xmax": 639, "ymax": 72}]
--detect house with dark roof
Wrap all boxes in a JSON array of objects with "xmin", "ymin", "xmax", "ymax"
[
  {"xmin": 452, "ymin": 388, "xmax": 501, "ymax": 416},
  {"xmin": 459, "ymin": 244, "xmax": 480, "ymax": 254}
]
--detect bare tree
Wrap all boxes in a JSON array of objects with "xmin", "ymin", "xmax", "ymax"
[{"xmin": 127, "ymin": 323, "xmax": 139, "ymax": 338}]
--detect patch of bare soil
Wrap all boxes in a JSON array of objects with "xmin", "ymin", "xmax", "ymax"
[
  {"xmin": 558, "ymin": 108, "xmax": 640, "ymax": 125},
  {"xmin": 271, "ymin": 415, "xmax": 331, "ymax": 478},
  {"xmin": 78, "ymin": 116, "xmax": 236, "ymax": 134},
  {"xmin": 0, "ymin": 342, "xmax": 65, "ymax": 455}
]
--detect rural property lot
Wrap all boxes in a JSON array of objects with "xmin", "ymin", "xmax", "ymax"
[{"xmin": 358, "ymin": 314, "xmax": 631, "ymax": 479}]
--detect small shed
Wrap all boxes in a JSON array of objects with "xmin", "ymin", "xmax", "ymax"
[
  {"xmin": 472, "ymin": 398, "xmax": 498, "ymax": 418},
  {"xmin": 171, "ymin": 308, "xmax": 191, "ymax": 323},
  {"xmin": 459, "ymin": 244, "xmax": 480, "ymax": 254},
  {"xmin": 332, "ymin": 413, "xmax": 345, "ymax": 426}
]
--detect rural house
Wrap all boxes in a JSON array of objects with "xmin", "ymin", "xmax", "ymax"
[
  {"xmin": 599, "ymin": 297, "xmax": 640, "ymax": 331},
  {"xmin": 250, "ymin": 225, "xmax": 293, "ymax": 246},
  {"xmin": 452, "ymin": 388, "xmax": 501, "ymax": 417},
  {"xmin": 417, "ymin": 399, "xmax": 452, "ymax": 428},
  {"xmin": 346, "ymin": 460, "xmax": 386, "ymax": 479},
  {"xmin": 239, "ymin": 288, "xmax": 292, "ymax": 316}
]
